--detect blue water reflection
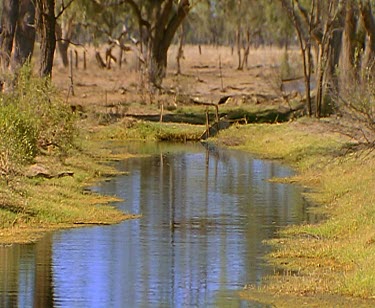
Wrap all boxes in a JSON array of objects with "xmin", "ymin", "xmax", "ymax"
[{"xmin": 0, "ymin": 142, "xmax": 314, "ymax": 307}]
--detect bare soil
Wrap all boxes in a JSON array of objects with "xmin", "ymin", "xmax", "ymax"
[{"xmin": 52, "ymin": 45, "xmax": 303, "ymax": 119}]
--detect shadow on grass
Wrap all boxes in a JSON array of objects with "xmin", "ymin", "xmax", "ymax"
[{"xmin": 126, "ymin": 106, "xmax": 303, "ymax": 126}]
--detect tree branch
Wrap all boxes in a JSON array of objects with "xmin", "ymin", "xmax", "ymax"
[
  {"xmin": 56, "ymin": 0, "xmax": 76, "ymax": 20},
  {"xmin": 163, "ymin": 0, "xmax": 191, "ymax": 49}
]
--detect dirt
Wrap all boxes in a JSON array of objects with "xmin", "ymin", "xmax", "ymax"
[{"xmin": 52, "ymin": 45, "xmax": 302, "ymax": 118}]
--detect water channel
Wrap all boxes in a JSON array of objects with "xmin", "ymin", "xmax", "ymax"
[{"xmin": 0, "ymin": 142, "xmax": 318, "ymax": 307}]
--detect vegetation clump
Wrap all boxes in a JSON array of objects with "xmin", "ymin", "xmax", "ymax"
[
  {"xmin": 0, "ymin": 67, "xmax": 133, "ymax": 243},
  {"xmin": 0, "ymin": 65, "xmax": 75, "ymax": 177}
]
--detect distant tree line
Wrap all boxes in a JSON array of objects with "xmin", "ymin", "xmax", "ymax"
[
  {"xmin": 0, "ymin": 0, "xmax": 375, "ymax": 141},
  {"xmin": 0, "ymin": 0, "xmax": 294, "ymax": 89}
]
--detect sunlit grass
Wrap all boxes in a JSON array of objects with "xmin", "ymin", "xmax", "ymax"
[
  {"xmin": 216, "ymin": 119, "xmax": 375, "ymax": 300},
  {"xmin": 92, "ymin": 120, "xmax": 204, "ymax": 142},
  {"xmin": 0, "ymin": 145, "xmax": 135, "ymax": 244}
]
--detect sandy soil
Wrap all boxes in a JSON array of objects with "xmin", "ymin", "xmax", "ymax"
[{"xmin": 52, "ymin": 45, "xmax": 302, "ymax": 116}]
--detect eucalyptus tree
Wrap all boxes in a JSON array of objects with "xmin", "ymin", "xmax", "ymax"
[
  {"xmin": 130, "ymin": 0, "xmax": 192, "ymax": 88},
  {"xmin": 0, "ymin": 0, "xmax": 19, "ymax": 86},
  {"xmin": 12, "ymin": 0, "xmax": 36, "ymax": 70},
  {"xmin": 264, "ymin": 1, "xmax": 294, "ymax": 48},
  {"xmin": 279, "ymin": 0, "xmax": 375, "ymax": 142},
  {"xmin": 280, "ymin": 0, "xmax": 345, "ymax": 117},
  {"xmin": 358, "ymin": 0, "xmax": 375, "ymax": 75},
  {"xmin": 340, "ymin": 0, "xmax": 375, "ymax": 141},
  {"xmin": 186, "ymin": 0, "xmax": 217, "ymax": 45},
  {"xmin": 193, "ymin": 0, "xmax": 289, "ymax": 69},
  {"xmin": 0, "ymin": 0, "xmax": 36, "ymax": 89},
  {"xmin": 55, "ymin": 0, "xmax": 79, "ymax": 67},
  {"xmin": 35, "ymin": 0, "xmax": 56, "ymax": 77},
  {"xmin": 0, "ymin": 0, "xmax": 58, "ymax": 78},
  {"xmin": 0, "ymin": 0, "xmax": 18, "ymax": 66},
  {"xmin": 79, "ymin": 0, "xmax": 193, "ymax": 88}
]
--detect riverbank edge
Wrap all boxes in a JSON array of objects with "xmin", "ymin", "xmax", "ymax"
[
  {"xmin": 0, "ymin": 117, "xmax": 204, "ymax": 245},
  {"xmin": 214, "ymin": 118, "xmax": 375, "ymax": 304},
  {"xmin": 0, "ymin": 135, "xmax": 138, "ymax": 245}
]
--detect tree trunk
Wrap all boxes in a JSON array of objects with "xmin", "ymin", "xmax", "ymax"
[
  {"xmin": 281, "ymin": 0, "xmax": 313, "ymax": 116},
  {"xmin": 235, "ymin": 27, "xmax": 242, "ymax": 70},
  {"xmin": 11, "ymin": 0, "xmax": 35, "ymax": 70},
  {"xmin": 359, "ymin": 0, "xmax": 375, "ymax": 75},
  {"xmin": 148, "ymin": 0, "xmax": 190, "ymax": 88},
  {"xmin": 341, "ymin": 0, "xmax": 358, "ymax": 83},
  {"xmin": 176, "ymin": 23, "xmax": 185, "ymax": 75},
  {"xmin": 57, "ymin": 42, "xmax": 69, "ymax": 67},
  {"xmin": 149, "ymin": 43, "xmax": 168, "ymax": 88},
  {"xmin": 0, "ymin": 0, "xmax": 19, "ymax": 73},
  {"xmin": 36, "ymin": 0, "xmax": 56, "ymax": 78},
  {"xmin": 56, "ymin": 14, "xmax": 75, "ymax": 68},
  {"xmin": 55, "ymin": 23, "xmax": 69, "ymax": 67},
  {"xmin": 95, "ymin": 50, "xmax": 106, "ymax": 68},
  {"xmin": 240, "ymin": 28, "xmax": 250, "ymax": 70},
  {"xmin": 325, "ymin": 27, "xmax": 343, "ymax": 104},
  {"xmin": 304, "ymin": 45, "xmax": 313, "ymax": 117}
]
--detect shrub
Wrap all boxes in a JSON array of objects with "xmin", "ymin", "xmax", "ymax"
[
  {"xmin": 0, "ymin": 64, "xmax": 76, "ymax": 176},
  {"xmin": 336, "ymin": 73, "xmax": 375, "ymax": 145},
  {"xmin": 0, "ymin": 103, "xmax": 37, "ymax": 175}
]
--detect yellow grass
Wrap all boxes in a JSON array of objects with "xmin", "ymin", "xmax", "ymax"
[
  {"xmin": 216, "ymin": 120, "xmax": 375, "ymax": 302},
  {"xmin": 0, "ymin": 141, "xmax": 137, "ymax": 244}
]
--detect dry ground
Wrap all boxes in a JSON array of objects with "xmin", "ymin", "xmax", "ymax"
[{"xmin": 52, "ymin": 44, "xmax": 302, "ymax": 117}]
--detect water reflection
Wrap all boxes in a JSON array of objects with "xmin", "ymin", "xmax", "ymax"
[{"xmin": 0, "ymin": 142, "xmax": 316, "ymax": 307}]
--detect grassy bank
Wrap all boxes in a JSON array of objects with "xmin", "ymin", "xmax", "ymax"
[
  {"xmin": 90, "ymin": 117, "xmax": 204, "ymax": 142},
  {"xmin": 0, "ymin": 139, "xmax": 136, "ymax": 244},
  {"xmin": 0, "ymin": 68, "xmax": 135, "ymax": 244},
  {"xmin": 215, "ymin": 119, "xmax": 375, "ymax": 303}
]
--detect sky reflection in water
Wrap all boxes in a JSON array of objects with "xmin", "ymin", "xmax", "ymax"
[{"xmin": 0, "ymin": 142, "xmax": 316, "ymax": 307}]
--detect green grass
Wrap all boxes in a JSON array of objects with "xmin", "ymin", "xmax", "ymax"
[
  {"xmin": 0, "ymin": 136, "xmax": 135, "ymax": 244},
  {"xmin": 92, "ymin": 119, "xmax": 204, "ymax": 142},
  {"xmin": 216, "ymin": 119, "xmax": 375, "ymax": 300}
]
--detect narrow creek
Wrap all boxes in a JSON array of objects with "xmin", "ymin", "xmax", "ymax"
[{"xmin": 0, "ymin": 142, "xmax": 319, "ymax": 307}]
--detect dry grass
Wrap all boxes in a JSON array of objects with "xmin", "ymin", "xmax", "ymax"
[
  {"xmin": 216, "ymin": 120, "xmax": 375, "ymax": 302},
  {"xmin": 0, "ymin": 141, "xmax": 137, "ymax": 244},
  {"xmin": 52, "ymin": 45, "xmax": 301, "ymax": 116}
]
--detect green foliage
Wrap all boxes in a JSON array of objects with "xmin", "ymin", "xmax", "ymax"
[
  {"xmin": 0, "ymin": 64, "xmax": 75, "ymax": 175},
  {"xmin": 187, "ymin": 0, "xmax": 293, "ymax": 46},
  {"xmin": 0, "ymin": 103, "xmax": 38, "ymax": 174},
  {"xmin": 93, "ymin": 120, "xmax": 203, "ymax": 142}
]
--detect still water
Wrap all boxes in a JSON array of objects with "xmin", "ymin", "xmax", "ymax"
[{"xmin": 0, "ymin": 142, "xmax": 317, "ymax": 307}]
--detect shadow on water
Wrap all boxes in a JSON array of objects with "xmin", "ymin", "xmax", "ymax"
[{"xmin": 0, "ymin": 142, "xmax": 320, "ymax": 307}]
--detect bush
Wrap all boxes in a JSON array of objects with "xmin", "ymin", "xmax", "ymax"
[
  {"xmin": 0, "ymin": 104, "xmax": 37, "ymax": 175},
  {"xmin": 337, "ymin": 73, "xmax": 375, "ymax": 145},
  {"xmin": 0, "ymin": 64, "xmax": 75, "ymax": 176}
]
